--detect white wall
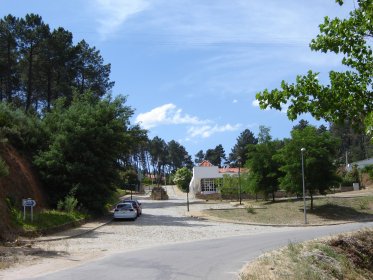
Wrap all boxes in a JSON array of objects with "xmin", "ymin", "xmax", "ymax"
[{"xmin": 189, "ymin": 166, "xmax": 222, "ymax": 196}]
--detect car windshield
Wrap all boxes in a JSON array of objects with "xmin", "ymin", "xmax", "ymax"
[
  {"xmin": 116, "ymin": 203, "xmax": 132, "ymax": 210},
  {"xmin": 123, "ymin": 200, "xmax": 138, "ymax": 206}
]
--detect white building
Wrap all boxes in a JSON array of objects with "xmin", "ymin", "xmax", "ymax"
[
  {"xmin": 346, "ymin": 157, "xmax": 373, "ymax": 171},
  {"xmin": 189, "ymin": 160, "xmax": 243, "ymax": 197}
]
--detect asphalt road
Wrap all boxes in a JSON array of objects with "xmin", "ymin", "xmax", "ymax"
[{"xmin": 28, "ymin": 221, "xmax": 373, "ymax": 280}]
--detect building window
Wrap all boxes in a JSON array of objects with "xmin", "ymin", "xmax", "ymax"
[{"xmin": 201, "ymin": 178, "xmax": 220, "ymax": 192}]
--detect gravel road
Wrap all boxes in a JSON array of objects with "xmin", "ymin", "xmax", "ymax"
[{"xmin": 1, "ymin": 186, "xmax": 302, "ymax": 279}]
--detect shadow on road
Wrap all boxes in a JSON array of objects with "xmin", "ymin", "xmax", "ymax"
[{"xmin": 109, "ymin": 213, "xmax": 211, "ymax": 228}]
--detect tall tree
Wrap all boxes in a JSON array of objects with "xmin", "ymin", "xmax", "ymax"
[
  {"xmin": 149, "ymin": 136, "xmax": 168, "ymax": 185},
  {"xmin": 275, "ymin": 125, "xmax": 339, "ymax": 209},
  {"xmin": 34, "ymin": 92, "xmax": 134, "ymax": 213},
  {"xmin": 36, "ymin": 27, "xmax": 75, "ymax": 110},
  {"xmin": 258, "ymin": 125, "xmax": 272, "ymax": 144},
  {"xmin": 256, "ymin": 0, "xmax": 373, "ymax": 132},
  {"xmin": 194, "ymin": 150, "xmax": 205, "ymax": 165},
  {"xmin": 73, "ymin": 40, "xmax": 114, "ymax": 98},
  {"xmin": 330, "ymin": 120, "xmax": 373, "ymax": 163},
  {"xmin": 205, "ymin": 144, "xmax": 226, "ymax": 167},
  {"xmin": 0, "ymin": 15, "xmax": 19, "ymax": 102},
  {"xmin": 246, "ymin": 128, "xmax": 283, "ymax": 201},
  {"xmin": 229, "ymin": 129, "xmax": 258, "ymax": 165},
  {"xmin": 18, "ymin": 14, "xmax": 50, "ymax": 112}
]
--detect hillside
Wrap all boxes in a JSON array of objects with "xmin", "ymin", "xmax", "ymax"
[{"xmin": 0, "ymin": 144, "xmax": 47, "ymax": 241}]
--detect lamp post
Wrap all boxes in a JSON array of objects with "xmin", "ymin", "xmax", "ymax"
[
  {"xmin": 185, "ymin": 155, "xmax": 190, "ymax": 212},
  {"xmin": 301, "ymin": 148, "xmax": 307, "ymax": 224},
  {"xmin": 237, "ymin": 156, "xmax": 242, "ymax": 205}
]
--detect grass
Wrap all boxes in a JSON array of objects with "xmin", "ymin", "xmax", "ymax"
[
  {"xmin": 239, "ymin": 229, "xmax": 373, "ymax": 280},
  {"xmin": 15, "ymin": 209, "xmax": 87, "ymax": 232},
  {"xmin": 202, "ymin": 196, "xmax": 373, "ymax": 225}
]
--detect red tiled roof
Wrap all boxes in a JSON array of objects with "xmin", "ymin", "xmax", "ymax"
[
  {"xmin": 199, "ymin": 160, "xmax": 213, "ymax": 167},
  {"xmin": 219, "ymin": 167, "xmax": 247, "ymax": 174}
]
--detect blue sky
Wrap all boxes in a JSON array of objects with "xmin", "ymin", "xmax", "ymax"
[{"xmin": 2, "ymin": 0, "xmax": 353, "ymax": 157}]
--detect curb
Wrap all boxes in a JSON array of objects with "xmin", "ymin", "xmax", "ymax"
[
  {"xmin": 186, "ymin": 211, "xmax": 373, "ymax": 227},
  {"xmin": 20, "ymin": 218, "xmax": 113, "ymax": 243}
]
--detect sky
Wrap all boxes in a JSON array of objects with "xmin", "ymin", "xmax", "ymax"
[{"xmin": 1, "ymin": 0, "xmax": 354, "ymax": 158}]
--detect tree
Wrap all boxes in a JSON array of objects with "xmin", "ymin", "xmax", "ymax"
[
  {"xmin": 275, "ymin": 125, "xmax": 339, "ymax": 209},
  {"xmin": 167, "ymin": 140, "xmax": 189, "ymax": 173},
  {"xmin": 258, "ymin": 125, "xmax": 272, "ymax": 144},
  {"xmin": 229, "ymin": 129, "xmax": 258, "ymax": 165},
  {"xmin": 194, "ymin": 150, "xmax": 205, "ymax": 165},
  {"xmin": 246, "ymin": 128, "xmax": 283, "ymax": 201},
  {"xmin": 0, "ymin": 14, "xmax": 115, "ymax": 112},
  {"xmin": 0, "ymin": 15, "xmax": 20, "ymax": 103},
  {"xmin": 173, "ymin": 167, "xmax": 192, "ymax": 192},
  {"xmin": 149, "ymin": 136, "xmax": 168, "ymax": 185},
  {"xmin": 34, "ymin": 92, "xmax": 135, "ymax": 213},
  {"xmin": 73, "ymin": 40, "xmax": 114, "ymax": 98},
  {"xmin": 256, "ymin": 0, "xmax": 372, "ymax": 131},
  {"xmin": 18, "ymin": 14, "xmax": 50, "ymax": 112},
  {"xmin": 330, "ymin": 120, "xmax": 372, "ymax": 162},
  {"xmin": 205, "ymin": 144, "xmax": 226, "ymax": 167}
]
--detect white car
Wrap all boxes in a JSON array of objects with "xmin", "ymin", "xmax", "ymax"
[{"xmin": 113, "ymin": 202, "xmax": 137, "ymax": 220}]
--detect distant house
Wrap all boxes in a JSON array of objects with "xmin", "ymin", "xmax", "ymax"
[
  {"xmin": 189, "ymin": 160, "xmax": 245, "ymax": 197},
  {"xmin": 346, "ymin": 157, "xmax": 373, "ymax": 171}
]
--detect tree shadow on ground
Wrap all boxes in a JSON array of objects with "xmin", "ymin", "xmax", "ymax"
[
  {"xmin": 306, "ymin": 203, "xmax": 373, "ymax": 222},
  {"xmin": 140, "ymin": 200, "xmax": 210, "ymax": 210},
  {"xmin": 109, "ymin": 213, "xmax": 211, "ymax": 228}
]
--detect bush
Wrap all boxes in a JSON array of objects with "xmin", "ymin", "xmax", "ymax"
[{"xmin": 0, "ymin": 157, "xmax": 9, "ymax": 178}]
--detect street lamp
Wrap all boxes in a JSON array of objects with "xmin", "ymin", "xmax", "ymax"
[
  {"xmin": 185, "ymin": 155, "xmax": 190, "ymax": 212},
  {"xmin": 237, "ymin": 156, "xmax": 242, "ymax": 205},
  {"xmin": 301, "ymin": 148, "xmax": 307, "ymax": 224}
]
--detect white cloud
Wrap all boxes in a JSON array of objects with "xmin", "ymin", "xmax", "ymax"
[
  {"xmin": 94, "ymin": 0, "xmax": 150, "ymax": 40},
  {"xmin": 135, "ymin": 103, "xmax": 208, "ymax": 129},
  {"xmin": 252, "ymin": 99, "xmax": 260, "ymax": 107},
  {"xmin": 232, "ymin": 99, "xmax": 238, "ymax": 103},
  {"xmin": 187, "ymin": 124, "xmax": 241, "ymax": 139},
  {"xmin": 136, "ymin": 103, "xmax": 241, "ymax": 140}
]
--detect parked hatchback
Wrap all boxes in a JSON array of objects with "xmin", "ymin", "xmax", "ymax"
[
  {"xmin": 122, "ymin": 199, "xmax": 142, "ymax": 216},
  {"xmin": 113, "ymin": 202, "xmax": 137, "ymax": 220}
]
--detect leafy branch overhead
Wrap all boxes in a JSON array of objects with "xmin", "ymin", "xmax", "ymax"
[{"xmin": 256, "ymin": 0, "xmax": 372, "ymax": 130}]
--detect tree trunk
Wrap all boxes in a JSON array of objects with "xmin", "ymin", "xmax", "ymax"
[{"xmin": 25, "ymin": 47, "xmax": 33, "ymax": 112}]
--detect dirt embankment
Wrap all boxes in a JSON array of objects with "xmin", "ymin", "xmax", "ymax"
[{"xmin": 0, "ymin": 144, "xmax": 47, "ymax": 241}]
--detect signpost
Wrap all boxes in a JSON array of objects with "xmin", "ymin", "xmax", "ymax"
[{"xmin": 22, "ymin": 198, "xmax": 36, "ymax": 222}]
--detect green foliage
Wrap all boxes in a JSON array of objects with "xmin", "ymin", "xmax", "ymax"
[
  {"xmin": 338, "ymin": 165, "xmax": 361, "ymax": 187},
  {"xmin": 0, "ymin": 102, "xmax": 44, "ymax": 152},
  {"xmin": 246, "ymin": 205, "xmax": 256, "ymax": 214},
  {"xmin": 0, "ymin": 156, "xmax": 9, "ymax": 177},
  {"xmin": 246, "ymin": 130, "xmax": 284, "ymax": 201},
  {"xmin": 57, "ymin": 187, "xmax": 79, "ymax": 213},
  {"xmin": 362, "ymin": 164, "xmax": 373, "ymax": 180},
  {"xmin": 173, "ymin": 167, "xmax": 192, "ymax": 192},
  {"xmin": 275, "ymin": 125, "xmax": 339, "ymax": 208},
  {"xmin": 119, "ymin": 168, "xmax": 140, "ymax": 191},
  {"xmin": 256, "ymin": 0, "xmax": 372, "ymax": 130},
  {"xmin": 229, "ymin": 129, "xmax": 258, "ymax": 165},
  {"xmin": 205, "ymin": 144, "xmax": 227, "ymax": 167},
  {"xmin": 34, "ymin": 92, "xmax": 134, "ymax": 213},
  {"xmin": 217, "ymin": 175, "xmax": 237, "ymax": 196},
  {"xmin": 0, "ymin": 14, "xmax": 113, "ymax": 112}
]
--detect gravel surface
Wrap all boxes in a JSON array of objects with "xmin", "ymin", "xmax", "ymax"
[{"xmin": 1, "ymin": 186, "xmax": 300, "ymax": 279}]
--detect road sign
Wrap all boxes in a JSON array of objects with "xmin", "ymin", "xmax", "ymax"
[
  {"xmin": 22, "ymin": 198, "xmax": 36, "ymax": 222},
  {"xmin": 22, "ymin": 199, "xmax": 36, "ymax": 207}
]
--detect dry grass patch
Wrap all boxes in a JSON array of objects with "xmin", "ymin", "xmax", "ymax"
[
  {"xmin": 202, "ymin": 196, "xmax": 373, "ymax": 225},
  {"xmin": 239, "ymin": 228, "xmax": 373, "ymax": 280}
]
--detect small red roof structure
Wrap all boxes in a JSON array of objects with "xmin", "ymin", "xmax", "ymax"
[
  {"xmin": 219, "ymin": 167, "xmax": 247, "ymax": 174},
  {"xmin": 198, "ymin": 160, "xmax": 214, "ymax": 167}
]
